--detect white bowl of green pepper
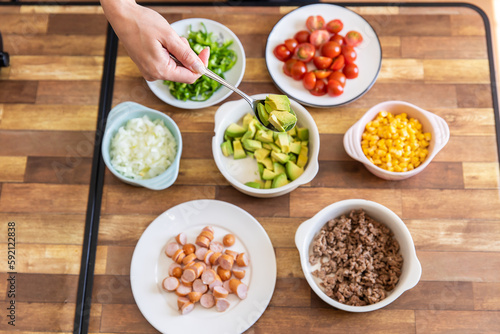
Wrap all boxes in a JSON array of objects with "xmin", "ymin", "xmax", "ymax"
[
  {"xmin": 212, "ymin": 94, "xmax": 320, "ymax": 198},
  {"xmin": 146, "ymin": 18, "xmax": 246, "ymax": 109}
]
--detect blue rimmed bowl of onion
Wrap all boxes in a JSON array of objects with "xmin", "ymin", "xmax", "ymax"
[{"xmin": 101, "ymin": 101, "xmax": 182, "ymax": 190}]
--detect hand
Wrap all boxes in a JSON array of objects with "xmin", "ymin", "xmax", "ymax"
[{"xmin": 100, "ymin": 0, "xmax": 210, "ymax": 83}]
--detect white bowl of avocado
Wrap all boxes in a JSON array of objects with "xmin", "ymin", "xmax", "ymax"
[{"xmin": 212, "ymin": 94, "xmax": 320, "ymax": 198}]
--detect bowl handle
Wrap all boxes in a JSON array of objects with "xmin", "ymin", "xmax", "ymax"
[
  {"xmin": 430, "ymin": 113, "xmax": 450, "ymax": 151},
  {"xmin": 213, "ymin": 100, "xmax": 242, "ymax": 132},
  {"xmin": 405, "ymin": 255, "xmax": 422, "ymax": 290},
  {"xmin": 295, "ymin": 218, "xmax": 317, "ymax": 251},
  {"xmin": 343, "ymin": 124, "xmax": 363, "ymax": 162}
]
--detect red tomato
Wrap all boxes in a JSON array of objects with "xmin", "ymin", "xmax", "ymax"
[
  {"xmin": 294, "ymin": 43, "xmax": 316, "ymax": 62},
  {"xmin": 303, "ymin": 72, "xmax": 316, "ymax": 90},
  {"xmin": 321, "ymin": 41, "xmax": 341, "ymax": 58},
  {"xmin": 330, "ymin": 54, "xmax": 345, "ymax": 71},
  {"xmin": 329, "ymin": 71, "xmax": 346, "ymax": 87},
  {"xmin": 283, "ymin": 59, "xmax": 297, "ymax": 77},
  {"xmin": 342, "ymin": 45, "xmax": 357, "ymax": 63},
  {"xmin": 313, "ymin": 56, "xmax": 333, "ymax": 70},
  {"xmin": 313, "ymin": 69, "xmax": 333, "ymax": 79},
  {"xmin": 327, "ymin": 79, "xmax": 344, "ymax": 96},
  {"xmin": 343, "ymin": 63, "xmax": 359, "ymax": 79},
  {"xmin": 294, "ymin": 30, "xmax": 310, "ymax": 44},
  {"xmin": 330, "ymin": 34, "xmax": 344, "ymax": 46},
  {"xmin": 291, "ymin": 60, "xmax": 307, "ymax": 80},
  {"xmin": 284, "ymin": 38, "xmax": 298, "ymax": 52},
  {"xmin": 310, "ymin": 80, "xmax": 327, "ymax": 96},
  {"xmin": 326, "ymin": 19, "xmax": 343, "ymax": 34},
  {"xmin": 309, "ymin": 30, "xmax": 330, "ymax": 48},
  {"xmin": 306, "ymin": 15, "xmax": 325, "ymax": 31},
  {"xmin": 273, "ymin": 44, "xmax": 292, "ymax": 61},
  {"xmin": 344, "ymin": 31, "xmax": 363, "ymax": 47}
]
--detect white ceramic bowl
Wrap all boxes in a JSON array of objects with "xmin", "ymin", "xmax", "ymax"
[
  {"xmin": 146, "ymin": 18, "xmax": 246, "ymax": 109},
  {"xmin": 212, "ymin": 94, "xmax": 320, "ymax": 198},
  {"xmin": 295, "ymin": 199, "xmax": 422, "ymax": 312},
  {"xmin": 344, "ymin": 101, "xmax": 450, "ymax": 180}
]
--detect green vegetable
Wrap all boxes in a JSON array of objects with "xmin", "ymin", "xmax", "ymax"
[{"xmin": 164, "ymin": 23, "xmax": 238, "ymax": 101}]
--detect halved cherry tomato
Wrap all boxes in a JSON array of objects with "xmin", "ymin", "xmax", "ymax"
[
  {"xmin": 342, "ymin": 45, "xmax": 357, "ymax": 64},
  {"xmin": 310, "ymin": 80, "xmax": 327, "ymax": 96},
  {"xmin": 343, "ymin": 63, "xmax": 359, "ymax": 79},
  {"xmin": 326, "ymin": 19, "xmax": 343, "ymax": 34},
  {"xmin": 344, "ymin": 31, "xmax": 363, "ymax": 47},
  {"xmin": 329, "ymin": 71, "xmax": 346, "ymax": 87},
  {"xmin": 283, "ymin": 59, "xmax": 298, "ymax": 77},
  {"xmin": 294, "ymin": 43, "xmax": 316, "ymax": 62},
  {"xmin": 284, "ymin": 38, "xmax": 298, "ymax": 53},
  {"xmin": 330, "ymin": 34, "xmax": 344, "ymax": 46},
  {"xmin": 291, "ymin": 60, "xmax": 307, "ymax": 80},
  {"xmin": 309, "ymin": 30, "xmax": 330, "ymax": 48},
  {"xmin": 327, "ymin": 79, "xmax": 344, "ymax": 96},
  {"xmin": 303, "ymin": 72, "xmax": 317, "ymax": 90},
  {"xmin": 313, "ymin": 69, "xmax": 333, "ymax": 79},
  {"xmin": 294, "ymin": 30, "xmax": 310, "ymax": 44},
  {"xmin": 321, "ymin": 41, "xmax": 341, "ymax": 58},
  {"xmin": 306, "ymin": 15, "xmax": 325, "ymax": 32},
  {"xmin": 313, "ymin": 56, "xmax": 333, "ymax": 70},
  {"xmin": 273, "ymin": 44, "xmax": 292, "ymax": 62},
  {"xmin": 330, "ymin": 54, "xmax": 345, "ymax": 71}
]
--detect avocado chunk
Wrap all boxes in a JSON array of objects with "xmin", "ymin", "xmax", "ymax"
[
  {"xmin": 290, "ymin": 141, "xmax": 302, "ymax": 155},
  {"xmin": 255, "ymin": 129, "xmax": 274, "ymax": 143},
  {"xmin": 261, "ymin": 157, "xmax": 273, "ymax": 170},
  {"xmin": 264, "ymin": 180, "xmax": 272, "ymax": 189},
  {"xmin": 225, "ymin": 123, "xmax": 247, "ymax": 138},
  {"xmin": 297, "ymin": 127, "xmax": 309, "ymax": 141},
  {"xmin": 245, "ymin": 181, "xmax": 262, "ymax": 189},
  {"xmin": 265, "ymin": 94, "xmax": 291, "ymax": 111},
  {"xmin": 271, "ymin": 173, "xmax": 289, "ymax": 188},
  {"xmin": 269, "ymin": 111, "xmax": 297, "ymax": 132},
  {"xmin": 257, "ymin": 162, "xmax": 264, "ymax": 179},
  {"xmin": 262, "ymin": 168, "xmax": 277, "ymax": 180},
  {"xmin": 257, "ymin": 103, "xmax": 270, "ymax": 126},
  {"xmin": 232, "ymin": 140, "xmax": 246, "ymax": 160},
  {"xmin": 286, "ymin": 161, "xmax": 304, "ymax": 181},
  {"xmin": 276, "ymin": 132, "xmax": 291, "ymax": 153},
  {"xmin": 297, "ymin": 146, "xmax": 308, "ymax": 167},
  {"xmin": 271, "ymin": 151, "xmax": 290, "ymax": 164},
  {"xmin": 242, "ymin": 113, "xmax": 254, "ymax": 129},
  {"xmin": 273, "ymin": 162, "xmax": 286, "ymax": 175},
  {"xmin": 221, "ymin": 140, "xmax": 233, "ymax": 157},
  {"xmin": 242, "ymin": 139, "xmax": 262, "ymax": 152},
  {"xmin": 254, "ymin": 148, "xmax": 271, "ymax": 162}
]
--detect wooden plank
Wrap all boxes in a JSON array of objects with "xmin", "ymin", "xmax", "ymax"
[
  {"xmin": 237, "ymin": 34, "xmax": 269, "ymax": 58},
  {"xmin": 21, "ymin": 5, "xmax": 103, "ymax": 14},
  {"xmin": 24, "ymin": 156, "xmax": 92, "ymax": 185},
  {"xmin": 115, "ymin": 57, "xmax": 141, "ymax": 79},
  {"xmin": 92, "ymin": 275, "xmax": 134, "ymax": 305},
  {"xmin": 450, "ymin": 14, "xmax": 486, "ymax": 36},
  {"xmin": 36, "ymin": 80, "xmax": 101, "ymax": 105},
  {"xmin": 365, "ymin": 14, "xmax": 451, "ymax": 36},
  {"xmin": 463, "ymin": 162, "xmax": 500, "ymax": 189},
  {"xmin": 473, "ymin": 282, "xmax": 500, "ymax": 310},
  {"xmin": 424, "ymin": 59, "xmax": 490, "ymax": 84},
  {"xmin": 100, "ymin": 304, "xmax": 158, "ymax": 333},
  {"xmin": 0, "ymin": 156, "xmax": 27, "ymax": 182},
  {"xmin": 270, "ymin": 278, "xmax": 311, "ymax": 307},
  {"xmin": 276, "ymin": 248, "xmax": 303, "ymax": 279},
  {"xmin": 434, "ymin": 136, "xmax": 499, "ymax": 163},
  {"xmin": 12, "ymin": 273, "xmax": 78, "ymax": 303},
  {"xmin": 0, "ymin": 183, "xmax": 89, "ymax": 214},
  {"xmin": 0, "ymin": 80, "xmax": 38, "ymax": 103},
  {"xmin": 428, "ymin": 108, "xmax": 495, "ymax": 136},
  {"xmin": 0, "ymin": 213, "xmax": 85, "ymax": 245},
  {"xmin": 456, "ymin": 84, "xmax": 493, "ymax": 108},
  {"xmin": 378, "ymin": 59, "xmax": 424, "ymax": 82},
  {"xmin": 416, "ymin": 310, "xmax": 500, "ymax": 334},
  {"xmin": 181, "ymin": 132, "xmax": 218, "ymax": 159},
  {"xmin": 347, "ymin": 6, "xmax": 399, "ymax": 15},
  {"xmin": 318, "ymin": 134, "xmax": 351, "ymax": 161},
  {"xmin": 380, "ymin": 36, "xmax": 401, "ymax": 58},
  {"xmin": 47, "ymin": 14, "xmax": 107, "ymax": 35},
  {"xmin": 258, "ymin": 217, "xmax": 304, "ymax": 248},
  {"xmin": 98, "ymin": 214, "xmax": 156, "ymax": 246},
  {"xmin": 398, "ymin": 7, "xmax": 476, "ymax": 15},
  {"xmin": 104, "ymin": 246, "xmax": 134, "ymax": 275},
  {"xmin": 4, "ymin": 35, "xmax": 106, "ymax": 56},
  {"xmin": 0, "ymin": 14, "xmax": 48, "ymax": 34},
  {"xmin": 242, "ymin": 58, "xmax": 272, "ymax": 83},
  {"xmin": 176, "ymin": 159, "xmax": 228, "ymax": 185},
  {"xmin": 112, "ymin": 79, "xmax": 167, "ymax": 106},
  {"xmin": 402, "ymin": 189, "xmax": 500, "ymax": 220},
  {"xmin": 407, "ymin": 219, "xmax": 500, "ymax": 252},
  {"xmin": 401, "ymin": 36, "xmax": 487, "ymax": 59},
  {"xmin": 418, "ymin": 251, "xmax": 500, "ymax": 282},
  {"xmin": 0, "ymin": 104, "xmax": 98, "ymax": 131},
  {"xmin": 180, "ymin": 13, "xmax": 283, "ymax": 35}
]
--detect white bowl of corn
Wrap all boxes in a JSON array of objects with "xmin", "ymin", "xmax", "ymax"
[{"xmin": 343, "ymin": 101, "xmax": 450, "ymax": 180}]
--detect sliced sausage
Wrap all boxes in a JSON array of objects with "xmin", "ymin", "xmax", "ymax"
[
  {"xmin": 165, "ymin": 242, "xmax": 180, "ymax": 258},
  {"xmin": 196, "ymin": 235, "xmax": 210, "ymax": 248},
  {"xmin": 168, "ymin": 262, "xmax": 181, "ymax": 276},
  {"xmin": 224, "ymin": 249, "xmax": 238, "ymax": 260},
  {"xmin": 213, "ymin": 286, "xmax": 229, "ymax": 299},
  {"xmin": 209, "ymin": 241, "xmax": 224, "ymax": 253},
  {"xmin": 236, "ymin": 253, "xmax": 249, "ymax": 267},
  {"xmin": 229, "ymin": 278, "xmax": 248, "ymax": 300},
  {"xmin": 202, "ymin": 226, "xmax": 215, "ymax": 234},
  {"xmin": 188, "ymin": 291, "xmax": 202, "ymax": 303},
  {"xmin": 162, "ymin": 277, "xmax": 179, "ymax": 292},
  {"xmin": 209, "ymin": 252, "xmax": 222, "ymax": 265},
  {"xmin": 180, "ymin": 301, "xmax": 195, "ymax": 315},
  {"xmin": 222, "ymin": 280, "xmax": 231, "ymax": 293},
  {"xmin": 195, "ymin": 247, "xmax": 209, "ymax": 261},
  {"xmin": 200, "ymin": 293, "xmax": 215, "ymax": 309},
  {"xmin": 175, "ymin": 284, "xmax": 192, "ymax": 297},
  {"xmin": 200, "ymin": 230, "xmax": 214, "ymax": 241},
  {"xmin": 193, "ymin": 279, "xmax": 208, "ymax": 294},
  {"xmin": 181, "ymin": 268, "xmax": 197, "ymax": 283},
  {"xmin": 172, "ymin": 249, "xmax": 185, "ymax": 264},
  {"xmin": 203, "ymin": 250, "xmax": 214, "ymax": 265},
  {"xmin": 182, "ymin": 253, "xmax": 197, "ymax": 266},
  {"xmin": 218, "ymin": 254, "xmax": 234, "ymax": 270},
  {"xmin": 183, "ymin": 243, "xmax": 196, "ymax": 255},
  {"xmin": 180, "ymin": 276, "xmax": 194, "ymax": 287},
  {"xmin": 217, "ymin": 266, "xmax": 231, "ymax": 281},
  {"xmin": 223, "ymin": 234, "xmax": 235, "ymax": 247},
  {"xmin": 215, "ymin": 298, "xmax": 231, "ymax": 312},
  {"xmin": 209, "ymin": 275, "xmax": 223, "ymax": 291},
  {"xmin": 175, "ymin": 232, "xmax": 187, "ymax": 245},
  {"xmin": 177, "ymin": 296, "xmax": 190, "ymax": 310},
  {"xmin": 190, "ymin": 262, "xmax": 204, "ymax": 278},
  {"xmin": 201, "ymin": 268, "xmax": 216, "ymax": 285},
  {"xmin": 172, "ymin": 267, "xmax": 183, "ymax": 278},
  {"xmin": 232, "ymin": 268, "xmax": 246, "ymax": 280}
]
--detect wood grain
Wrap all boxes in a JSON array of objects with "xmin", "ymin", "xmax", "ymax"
[
  {"xmin": 416, "ymin": 310, "xmax": 500, "ymax": 334},
  {"xmin": 0, "ymin": 156, "xmax": 27, "ymax": 182},
  {"xmin": 473, "ymin": 282, "xmax": 500, "ymax": 310},
  {"xmin": 462, "ymin": 162, "xmax": 500, "ymax": 188}
]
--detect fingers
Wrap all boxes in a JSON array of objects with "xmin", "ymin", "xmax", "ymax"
[
  {"xmin": 163, "ymin": 28, "xmax": 205, "ymax": 75},
  {"xmin": 198, "ymin": 47, "xmax": 210, "ymax": 67}
]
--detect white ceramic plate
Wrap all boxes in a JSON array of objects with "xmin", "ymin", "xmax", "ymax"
[
  {"xmin": 130, "ymin": 199, "xmax": 276, "ymax": 334},
  {"xmin": 146, "ymin": 18, "xmax": 246, "ymax": 109},
  {"xmin": 265, "ymin": 4, "xmax": 382, "ymax": 107}
]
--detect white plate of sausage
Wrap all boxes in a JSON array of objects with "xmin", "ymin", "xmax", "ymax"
[{"xmin": 130, "ymin": 199, "xmax": 277, "ymax": 334}]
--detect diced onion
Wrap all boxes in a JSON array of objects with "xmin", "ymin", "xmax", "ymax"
[{"xmin": 110, "ymin": 115, "xmax": 177, "ymax": 180}]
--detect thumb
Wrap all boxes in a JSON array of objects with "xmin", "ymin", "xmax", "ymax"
[{"xmin": 198, "ymin": 47, "xmax": 210, "ymax": 67}]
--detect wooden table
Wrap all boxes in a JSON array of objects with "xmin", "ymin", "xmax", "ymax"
[{"xmin": 0, "ymin": 2, "xmax": 499, "ymax": 333}]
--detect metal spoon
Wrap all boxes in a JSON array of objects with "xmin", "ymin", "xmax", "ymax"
[{"xmin": 169, "ymin": 54, "xmax": 296, "ymax": 132}]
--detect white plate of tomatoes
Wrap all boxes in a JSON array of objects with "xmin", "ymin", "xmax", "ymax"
[{"xmin": 265, "ymin": 3, "xmax": 382, "ymax": 107}]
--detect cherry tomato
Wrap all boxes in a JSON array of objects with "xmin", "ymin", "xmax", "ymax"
[
  {"xmin": 329, "ymin": 71, "xmax": 346, "ymax": 87},
  {"xmin": 313, "ymin": 69, "xmax": 333, "ymax": 79},
  {"xmin": 326, "ymin": 19, "xmax": 343, "ymax": 34},
  {"xmin": 327, "ymin": 79, "xmax": 344, "ymax": 96},
  {"xmin": 330, "ymin": 54, "xmax": 345, "ymax": 71},
  {"xmin": 321, "ymin": 41, "xmax": 341, "ymax": 58},
  {"xmin": 303, "ymin": 72, "xmax": 317, "ymax": 90},
  {"xmin": 330, "ymin": 34, "xmax": 344, "ymax": 46},
  {"xmin": 283, "ymin": 59, "xmax": 298, "ymax": 77},
  {"xmin": 294, "ymin": 30, "xmax": 310, "ymax": 44},
  {"xmin": 313, "ymin": 56, "xmax": 333, "ymax": 70},
  {"xmin": 344, "ymin": 31, "xmax": 363, "ymax": 47},
  {"xmin": 273, "ymin": 44, "xmax": 292, "ymax": 61},
  {"xmin": 310, "ymin": 80, "xmax": 327, "ymax": 96},
  {"xmin": 309, "ymin": 29, "xmax": 330, "ymax": 48},
  {"xmin": 342, "ymin": 45, "xmax": 357, "ymax": 63},
  {"xmin": 306, "ymin": 15, "xmax": 325, "ymax": 31},
  {"xmin": 284, "ymin": 38, "xmax": 298, "ymax": 53},
  {"xmin": 291, "ymin": 60, "xmax": 307, "ymax": 80},
  {"xmin": 294, "ymin": 43, "xmax": 316, "ymax": 62},
  {"xmin": 343, "ymin": 63, "xmax": 359, "ymax": 79}
]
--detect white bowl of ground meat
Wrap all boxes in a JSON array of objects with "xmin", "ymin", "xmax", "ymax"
[{"xmin": 295, "ymin": 199, "xmax": 421, "ymax": 312}]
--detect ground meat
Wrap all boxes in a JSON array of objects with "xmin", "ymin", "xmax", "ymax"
[{"xmin": 309, "ymin": 209, "xmax": 403, "ymax": 306}]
